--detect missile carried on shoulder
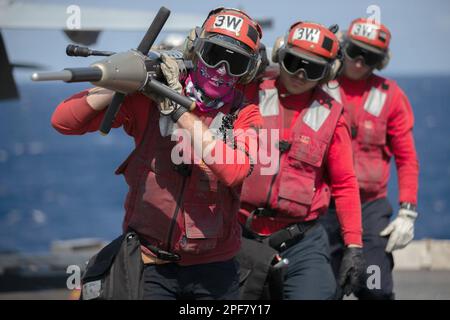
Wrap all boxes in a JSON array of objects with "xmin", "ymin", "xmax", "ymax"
[{"xmin": 31, "ymin": 7, "xmax": 195, "ymax": 135}]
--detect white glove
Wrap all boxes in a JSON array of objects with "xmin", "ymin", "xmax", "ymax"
[{"xmin": 380, "ymin": 208, "xmax": 418, "ymax": 252}]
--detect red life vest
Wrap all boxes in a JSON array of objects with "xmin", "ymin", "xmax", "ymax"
[
  {"xmin": 322, "ymin": 75, "xmax": 394, "ymax": 194},
  {"xmin": 240, "ymin": 79, "xmax": 343, "ymax": 222},
  {"xmin": 115, "ymin": 104, "xmax": 242, "ymax": 266}
]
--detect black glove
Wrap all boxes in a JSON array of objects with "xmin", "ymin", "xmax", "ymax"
[{"xmin": 338, "ymin": 247, "xmax": 365, "ymax": 296}]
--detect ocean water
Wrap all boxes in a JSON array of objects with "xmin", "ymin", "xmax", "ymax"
[{"xmin": 0, "ymin": 76, "xmax": 449, "ymax": 253}]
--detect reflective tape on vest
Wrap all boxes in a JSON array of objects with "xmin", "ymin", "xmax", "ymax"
[
  {"xmin": 258, "ymin": 87, "xmax": 331, "ymax": 131},
  {"xmin": 258, "ymin": 88, "xmax": 279, "ymax": 116},
  {"xmin": 302, "ymin": 100, "xmax": 331, "ymax": 132},
  {"xmin": 364, "ymin": 87, "xmax": 387, "ymax": 117}
]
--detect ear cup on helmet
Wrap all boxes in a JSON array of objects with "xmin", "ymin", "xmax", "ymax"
[
  {"xmin": 324, "ymin": 45, "xmax": 344, "ymax": 82},
  {"xmin": 272, "ymin": 36, "xmax": 285, "ymax": 63},
  {"xmin": 323, "ymin": 59, "xmax": 342, "ymax": 82}
]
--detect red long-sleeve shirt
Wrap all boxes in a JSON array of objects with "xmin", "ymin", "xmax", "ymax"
[
  {"xmin": 239, "ymin": 81, "xmax": 362, "ymax": 246},
  {"xmin": 51, "ymin": 90, "xmax": 262, "ymax": 189},
  {"xmin": 339, "ymin": 75, "xmax": 419, "ymax": 205}
]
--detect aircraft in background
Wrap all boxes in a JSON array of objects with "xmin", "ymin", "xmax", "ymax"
[{"xmin": 0, "ymin": 0, "xmax": 273, "ymax": 100}]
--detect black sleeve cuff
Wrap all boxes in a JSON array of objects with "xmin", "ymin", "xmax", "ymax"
[
  {"xmin": 400, "ymin": 202, "xmax": 417, "ymax": 211},
  {"xmin": 170, "ymin": 105, "xmax": 189, "ymax": 122}
]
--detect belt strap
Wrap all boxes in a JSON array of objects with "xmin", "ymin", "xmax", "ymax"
[
  {"xmin": 242, "ymin": 208, "xmax": 318, "ymax": 252},
  {"xmin": 141, "ymin": 251, "xmax": 172, "ymax": 265},
  {"xmin": 244, "ymin": 208, "xmax": 276, "ymax": 240},
  {"xmin": 267, "ymin": 220, "xmax": 317, "ymax": 252},
  {"xmin": 141, "ymin": 241, "xmax": 180, "ymax": 262},
  {"xmin": 128, "ymin": 228, "xmax": 181, "ymax": 263}
]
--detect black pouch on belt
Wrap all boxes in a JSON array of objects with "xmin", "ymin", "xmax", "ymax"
[
  {"xmin": 237, "ymin": 236, "xmax": 287, "ymax": 300},
  {"xmin": 268, "ymin": 221, "xmax": 317, "ymax": 252},
  {"xmin": 80, "ymin": 232, "xmax": 144, "ymax": 300}
]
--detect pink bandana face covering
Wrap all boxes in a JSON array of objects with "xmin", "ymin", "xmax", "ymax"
[
  {"xmin": 185, "ymin": 59, "xmax": 239, "ymax": 112},
  {"xmin": 194, "ymin": 59, "xmax": 238, "ymax": 98}
]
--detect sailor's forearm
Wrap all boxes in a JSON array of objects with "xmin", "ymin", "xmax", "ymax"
[
  {"xmin": 176, "ymin": 111, "xmax": 217, "ymax": 157},
  {"xmin": 176, "ymin": 111, "xmax": 252, "ymax": 187}
]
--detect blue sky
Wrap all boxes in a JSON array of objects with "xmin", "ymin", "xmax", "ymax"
[{"xmin": 4, "ymin": 0, "xmax": 450, "ymax": 80}]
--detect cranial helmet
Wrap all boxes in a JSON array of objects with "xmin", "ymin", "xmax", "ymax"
[
  {"xmin": 183, "ymin": 7, "xmax": 263, "ymax": 84},
  {"xmin": 272, "ymin": 21, "xmax": 342, "ymax": 82},
  {"xmin": 344, "ymin": 18, "xmax": 392, "ymax": 70}
]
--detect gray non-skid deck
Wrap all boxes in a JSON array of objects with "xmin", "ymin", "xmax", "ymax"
[
  {"xmin": 392, "ymin": 270, "xmax": 450, "ymax": 300},
  {"xmin": 1, "ymin": 270, "xmax": 450, "ymax": 300}
]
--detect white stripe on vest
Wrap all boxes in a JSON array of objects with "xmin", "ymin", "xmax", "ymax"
[
  {"xmin": 258, "ymin": 88, "xmax": 279, "ymax": 116},
  {"xmin": 303, "ymin": 100, "xmax": 331, "ymax": 132},
  {"xmin": 259, "ymin": 87, "xmax": 330, "ymax": 131},
  {"xmin": 364, "ymin": 87, "xmax": 387, "ymax": 117},
  {"xmin": 322, "ymin": 81, "xmax": 342, "ymax": 104}
]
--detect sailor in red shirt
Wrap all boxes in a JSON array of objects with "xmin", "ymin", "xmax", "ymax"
[
  {"xmin": 321, "ymin": 18, "xmax": 420, "ymax": 300},
  {"xmin": 51, "ymin": 7, "xmax": 263, "ymax": 300},
  {"xmin": 238, "ymin": 21, "xmax": 364, "ymax": 300}
]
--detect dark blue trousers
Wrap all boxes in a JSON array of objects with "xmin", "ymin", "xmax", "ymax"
[
  {"xmin": 280, "ymin": 223, "xmax": 337, "ymax": 300},
  {"xmin": 320, "ymin": 197, "xmax": 395, "ymax": 300},
  {"xmin": 142, "ymin": 258, "xmax": 240, "ymax": 300}
]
